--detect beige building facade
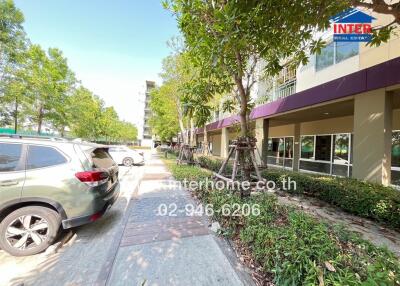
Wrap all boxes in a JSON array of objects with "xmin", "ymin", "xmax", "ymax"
[{"xmin": 197, "ymin": 17, "xmax": 400, "ymax": 187}]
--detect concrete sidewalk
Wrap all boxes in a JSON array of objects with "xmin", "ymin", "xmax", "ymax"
[{"xmin": 105, "ymin": 154, "xmax": 253, "ymax": 286}]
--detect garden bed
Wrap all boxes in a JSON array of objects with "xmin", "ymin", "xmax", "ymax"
[
  {"xmin": 164, "ymin": 159, "xmax": 400, "ymax": 285},
  {"xmin": 196, "ymin": 156, "xmax": 400, "ymax": 231}
]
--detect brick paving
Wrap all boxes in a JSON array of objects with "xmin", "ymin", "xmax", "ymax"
[{"xmin": 105, "ymin": 154, "xmax": 251, "ymax": 286}]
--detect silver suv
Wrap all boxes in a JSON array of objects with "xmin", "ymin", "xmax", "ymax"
[{"xmin": 0, "ymin": 135, "xmax": 120, "ymax": 256}]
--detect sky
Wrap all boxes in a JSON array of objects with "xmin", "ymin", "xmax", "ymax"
[{"xmin": 14, "ymin": 0, "xmax": 180, "ymax": 138}]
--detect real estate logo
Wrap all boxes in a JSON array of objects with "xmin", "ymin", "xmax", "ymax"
[{"xmin": 331, "ymin": 8, "xmax": 376, "ymax": 42}]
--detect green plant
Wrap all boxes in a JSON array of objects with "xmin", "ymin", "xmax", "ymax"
[
  {"xmin": 165, "ymin": 162, "xmax": 400, "ymax": 285},
  {"xmin": 261, "ymin": 169, "xmax": 400, "ymax": 230}
]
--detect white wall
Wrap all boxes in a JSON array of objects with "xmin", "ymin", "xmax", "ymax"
[{"xmin": 296, "ymin": 53, "xmax": 360, "ymax": 92}]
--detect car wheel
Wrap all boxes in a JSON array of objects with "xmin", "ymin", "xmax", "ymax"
[
  {"xmin": 123, "ymin": 157, "xmax": 134, "ymax": 167},
  {"xmin": 0, "ymin": 206, "xmax": 61, "ymax": 256}
]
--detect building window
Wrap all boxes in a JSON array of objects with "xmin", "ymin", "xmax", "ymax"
[
  {"xmin": 392, "ymin": 131, "xmax": 400, "ymax": 186},
  {"xmin": 272, "ymin": 66, "xmax": 297, "ymax": 101},
  {"xmin": 267, "ymin": 137, "xmax": 293, "ymax": 168},
  {"xmin": 332, "ymin": 134, "xmax": 350, "ymax": 177},
  {"xmin": 300, "ymin": 133, "xmax": 350, "ymax": 176},
  {"xmin": 301, "ymin": 136, "xmax": 314, "ymax": 159},
  {"xmin": 316, "ymin": 41, "xmax": 359, "ymax": 71},
  {"xmin": 315, "ymin": 135, "xmax": 332, "ymax": 161},
  {"xmin": 333, "ymin": 134, "xmax": 349, "ymax": 164},
  {"xmin": 336, "ymin": 42, "xmax": 359, "ymax": 64},
  {"xmin": 316, "ymin": 42, "xmax": 334, "ymax": 71},
  {"xmin": 285, "ymin": 137, "xmax": 294, "ymax": 159}
]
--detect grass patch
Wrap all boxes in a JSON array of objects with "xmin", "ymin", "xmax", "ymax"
[{"xmin": 165, "ymin": 162, "xmax": 400, "ymax": 285}]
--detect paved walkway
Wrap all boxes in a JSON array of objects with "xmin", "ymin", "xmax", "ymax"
[{"xmin": 105, "ymin": 154, "xmax": 253, "ymax": 286}]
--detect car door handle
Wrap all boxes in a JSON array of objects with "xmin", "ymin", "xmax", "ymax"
[{"xmin": 0, "ymin": 180, "xmax": 19, "ymax": 187}]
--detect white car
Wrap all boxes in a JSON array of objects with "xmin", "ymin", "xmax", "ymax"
[{"xmin": 108, "ymin": 146, "xmax": 144, "ymax": 166}]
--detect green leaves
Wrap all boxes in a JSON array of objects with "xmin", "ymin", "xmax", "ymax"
[{"xmin": 167, "ymin": 159, "xmax": 400, "ymax": 285}]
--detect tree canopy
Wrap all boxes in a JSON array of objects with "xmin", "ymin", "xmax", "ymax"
[
  {"xmin": 0, "ymin": 0, "xmax": 137, "ymax": 142},
  {"xmin": 165, "ymin": 0, "xmax": 398, "ymax": 137}
]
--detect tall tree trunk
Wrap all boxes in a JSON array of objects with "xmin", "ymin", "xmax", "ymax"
[
  {"xmin": 190, "ymin": 118, "xmax": 195, "ymax": 146},
  {"xmin": 234, "ymin": 74, "xmax": 248, "ymax": 138},
  {"xmin": 203, "ymin": 126, "xmax": 209, "ymax": 155},
  {"xmin": 178, "ymin": 119, "xmax": 187, "ymax": 144},
  {"xmin": 37, "ymin": 105, "xmax": 44, "ymax": 135},
  {"xmin": 13, "ymin": 98, "xmax": 18, "ymax": 134},
  {"xmin": 60, "ymin": 126, "xmax": 65, "ymax": 137}
]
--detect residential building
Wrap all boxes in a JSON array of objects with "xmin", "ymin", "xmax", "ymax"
[
  {"xmin": 196, "ymin": 10, "xmax": 400, "ymax": 187},
  {"xmin": 141, "ymin": 80, "xmax": 155, "ymax": 147}
]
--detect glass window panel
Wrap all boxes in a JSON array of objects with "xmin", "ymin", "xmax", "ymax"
[
  {"xmin": 333, "ymin": 134, "xmax": 349, "ymax": 164},
  {"xmin": 315, "ymin": 135, "xmax": 332, "ymax": 161},
  {"xmin": 0, "ymin": 143, "xmax": 23, "ymax": 172},
  {"xmin": 301, "ymin": 136, "xmax": 314, "ymax": 159},
  {"xmin": 284, "ymin": 159, "xmax": 293, "ymax": 168},
  {"xmin": 278, "ymin": 138, "xmax": 284, "ymax": 158},
  {"xmin": 350, "ymin": 134, "xmax": 354, "ymax": 164},
  {"xmin": 27, "ymin": 145, "xmax": 67, "ymax": 169},
  {"xmin": 267, "ymin": 156, "xmax": 284, "ymax": 166},
  {"xmin": 316, "ymin": 42, "xmax": 334, "ymax": 71},
  {"xmin": 392, "ymin": 131, "xmax": 400, "ymax": 167},
  {"xmin": 268, "ymin": 138, "xmax": 284, "ymax": 158},
  {"xmin": 332, "ymin": 164, "xmax": 348, "ymax": 177},
  {"xmin": 392, "ymin": 170, "xmax": 400, "ymax": 186},
  {"xmin": 285, "ymin": 137, "xmax": 294, "ymax": 159},
  {"xmin": 336, "ymin": 42, "xmax": 359, "ymax": 63},
  {"xmin": 299, "ymin": 160, "xmax": 330, "ymax": 174}
]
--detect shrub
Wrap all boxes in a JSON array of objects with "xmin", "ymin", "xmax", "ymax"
[
  {"xmin": 196, "ymin": 155, "xmax": 233, "ymax": 174},
  {"xmin": 165, "ymin": 163, "xmax": 400, "ymax": 285},
  {"xmin": 261, "ymin": 169, "xmax": 400, "ymax": 229},
  {"xmin": 194, "ymin": 156, "xmax": 400, "ymax": 230},
  {"xmin": 164, "ymin": 160, "xmax": 211, "ymax": 182}
]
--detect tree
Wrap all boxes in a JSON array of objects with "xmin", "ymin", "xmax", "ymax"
[
  {"xmin": 165, "ymin": 0, "xmax": 348, "ymax": 138},
  {"xmin": 348, "ymin": 0, "xmax": 400, "ymax": 46},
  {"xmin": 0, "ymin": 0, "xmax": 28, "ymax": 132},
  {"xmin": 151, "ymin": 53, "xmax": 197, "ymax": 145},
  {"xmin": 45, "ymin": 48, "xmax": 76, "ymax": 136},
  {"xmin": 0, "ymin": 0, "xmax": 26, "ymax": 80},
  {"xmin": 68, "ymin": 86, "xmax": 104, "ymax": 140},
  {"xmin": 182, "ymin": 71, "xmax": 230, "ymax": 155},
  {"xmin": 149, "ymin": 85, "xmax": 180, "ymax": 143}
]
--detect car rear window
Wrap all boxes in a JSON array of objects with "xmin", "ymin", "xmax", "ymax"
[
  {"xmin": 27, "ymin": 145, "xmax": 67, "ymax": 169},
  {"xmin": 0, "ymin": 143, "xmax": 23, "ymax": 172},
  {"xmin": 91, "ymin": 148, "xmax": 115, "ymax": 168}
]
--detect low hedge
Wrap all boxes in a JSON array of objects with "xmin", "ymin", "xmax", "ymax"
[
  {"xmin": 196, "ymin": 155, "xmax": 233, "ymax": 174},
  {"xmin": 196, "ymin": 156, "xmax": 400, "ymax": 230},
  {"xmin": 261, "ymin": 169, "xmax": 400, "ymax": 229},
  {"xmin": 165, "ymin": 161, "xmax": 400, "ymax": 285}
]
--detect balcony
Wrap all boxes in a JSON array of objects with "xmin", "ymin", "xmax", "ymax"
[{"xmin": 271, "ymin": 80, "xmax": 297, "ymax": 101}]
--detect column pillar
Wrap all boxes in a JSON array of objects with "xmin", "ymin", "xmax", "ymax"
[
  {"xmin": 293, "ymin": 123, "xmax": 301, "ymax": 172},
  {"xmin": 353, "ymin": 89, "xmax": 392, "ymax": 185},
  {"xmin": 221, "ymin": 127, "xmax": 229, "ymax": 158},
  {"xmin": 255, "ymin": 118, "xmax": 269, "ymax": 164}
]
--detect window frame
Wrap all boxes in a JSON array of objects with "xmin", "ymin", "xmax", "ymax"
[
  {"xmin": 26, "ymin": 144, "xmax": 70, "ymax": 171},
  {"xmin": 315, "ymin": 40, "xmax": 359, "ymax": 72},
  {"xmin": 299, "ymin": 133, "xmax": 352, "ymax": 177},
  {"xmin": 267, "ymin": 136, "xmax": 294, "ymax": 169},
  {"xmin": 392, "ymin": 130, "xmax": 400, "ymax": 172},
  {"xmin": 0, "ymin": 142, "xmax": 26, "ymax": 173},
  {"xmin": 300, "ymin": 135, "xmax": 316, "ymax": 161}
]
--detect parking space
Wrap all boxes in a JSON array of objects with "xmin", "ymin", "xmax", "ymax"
[{"xmin": 0, "ymin": 164, "xmax": 144, "ymax": 286}]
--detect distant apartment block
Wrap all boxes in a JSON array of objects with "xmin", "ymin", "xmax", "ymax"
[{"xmin": 141, "ymin": 80, "xmax": 155, "ymax": 147}]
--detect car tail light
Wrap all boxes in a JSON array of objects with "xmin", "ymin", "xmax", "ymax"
[{"xmin": 75, "ymin": 171, "xmax": 109, "ymax": 187}]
